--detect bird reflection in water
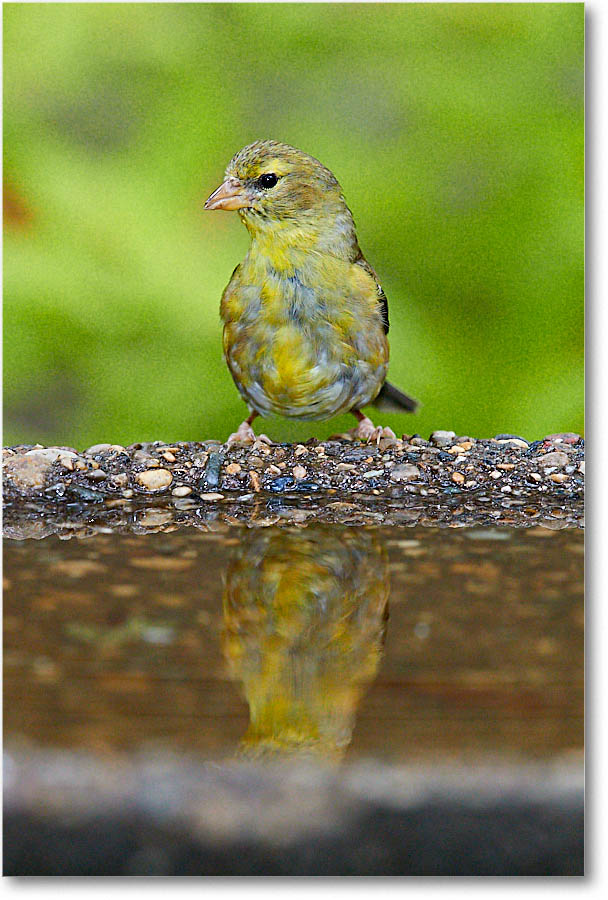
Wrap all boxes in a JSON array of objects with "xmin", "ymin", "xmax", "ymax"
[{"xmin": 222, "ymin": 525, "xmax": 389, "ymax": 762}]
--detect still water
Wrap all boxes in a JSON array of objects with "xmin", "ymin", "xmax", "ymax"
[{"xmin": 4, "ymin": 523, "xmax": 583, "ymax": 766}]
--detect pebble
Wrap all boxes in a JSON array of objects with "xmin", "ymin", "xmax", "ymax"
[
  {"xmin": 2, "ymin": 453, "xmax": 53, "ymax": 490},
  {"xmin": 205, "ymin": 451, "xmax": 224, "ymax": 488},
  {"xmin": 550, "ymin": 473, "xmax": 569, "ymax": 484},
  {"xmin": 293, "ymin": 465, "xmax": 307, "ymax": 480},
  {"xmin": 430, "ymin": 430, "xmax": 456, "ymax": 445},
  {"xmin": 27, "ymin": 448, "xmax": 77, "ymax": 462},
  {"xmin": 390, "ymin": 464, "xmax": 420, "ymax": 482},
  {"xmin": 199, "ymin": 492, "xmax": 224, "ymax": 501},
  {"xmin": 493, "ymin": 433, "xmax": 527, "ymax": 442},
  {"xmin": 84, "ymin": 444, "xmax": 112, "ymax": 456},
  {"xmin": 294, "ymin": 445, "xmax": 308, "ymax": 457},
  {"xmin": 85, "ymin": 469, "xmax": 107, "ymax": 481},
  {"xmin": 135, "ymin": 469, "xmax": 173, "ymax": 491},
  {"xmin": 171, "ymin": 485, "xmax": 192, "ymax": 497},
  {"xmin": 362, "ymin": 469, "xmax": 384, "ymax": 479},
  {"xmin": 538, "ymin": 451, "xmax": 569, "ymax": 469},
  {"xmin": 451, "ymin": 472, "xmax": 465, "ymax": 484},
  {"xmin": 494, "ymin": 438, "xmax": 529, "ymax": 449},
  {"xmin": 249, "ymin": 471, "xmax": 261, "ymax": 492},
  {"xmin": 269, "ymin": 475, "xmax": 296, "ymax": 492},
  {"xmin": 545, "ymin": 432, "xmax": 581, "ymax": 444},
  {"xmin": 225, "ymin": 462, "xmax": 242, "ymax": 475}
]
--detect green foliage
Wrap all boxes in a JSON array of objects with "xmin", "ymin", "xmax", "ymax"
[{"xmin": 3, "ymin": 3, "xmax": 584, "ymax": 448}]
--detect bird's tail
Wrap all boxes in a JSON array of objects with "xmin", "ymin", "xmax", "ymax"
[{"xmin": 373, "ymin": 380, "xmax": 419, "ymax": 413}]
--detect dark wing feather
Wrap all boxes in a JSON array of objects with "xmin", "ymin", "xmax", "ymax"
[
  {"xmin": 352, "ymin": 249, "xmax": 419, "ymax": 412},
  {"xmin": 353, "ymin": 249, "xmax": 389, "ymax": 333}
]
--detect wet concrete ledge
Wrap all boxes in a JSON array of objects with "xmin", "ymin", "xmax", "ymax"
[
  {"xmin": 3, "ymin": 750, "xmax": 584, "ymax": 876},
  {"xmin": 3, "ymin": 431, "xmax": 584, "ymax": 535}
]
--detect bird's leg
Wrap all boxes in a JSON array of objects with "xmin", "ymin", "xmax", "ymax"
[
  {"xmin": 350, "ymin": 410, "xmax": 396, "ymax": 445},
  {"xmin": 226, "ymin": 411, "xmax": 272, "ymax": 446}
]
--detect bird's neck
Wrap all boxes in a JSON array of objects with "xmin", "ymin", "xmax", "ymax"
[{"xmin": 240, "ymin": 208, "xmax": 358, "ymax": 274}]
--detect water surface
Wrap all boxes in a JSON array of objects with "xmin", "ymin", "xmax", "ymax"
[{"xmin": 4, "ymin": 523, "xmax": 583, "ymax": 765}]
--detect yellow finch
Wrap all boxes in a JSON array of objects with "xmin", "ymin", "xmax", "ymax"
[{"xmin": 205, "ymin": 140, "xmax": 418, "ymax": 444}]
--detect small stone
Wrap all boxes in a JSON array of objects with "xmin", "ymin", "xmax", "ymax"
[
  {"xmin": 494, "ymin": 438, "xmax": 529, "ymax": 449},
  {"xmin": 205, "ymin": 451, "xmax": 224, "ymax": 487},
  {"xmin": 83, "ymin": 468, "xmax": 107, "ymax": 483},
  {"xmin": 336, "ymin": 463, "xmax": 356, "ymax": 471},
  {"xmin": 199, "ymin": 492, "xmax": 224, "ymax": 501},
  {"xmin": 362, "ymin": 469, "xmax": 384, "ymax": 479},
  {"xmin": 550, "ymin": 473, "xmax": 569, "ymax": 484},
  {"xmin": 171, "ymin": 485, "xmax": 192, "ymax": 497},
  {"xmin": 497, "ymin": 463, "xmax": 515, "ymax": 470},
  {"xmin": 529, "ymin": 472, "xmax": 542, "ymax": 482},
  {"xmin": 451, "ymin": 471, "xmax": 465, "ymax": 484},
  {"xmin": 390, "ymin": 464, "xmax": 420, "ymax": 482},
  {"xmin": 294, "ymin": 445, "xmax": 308, "ymax": 457},
  {"xmin": 545, "ymin": 432, "xmax": 581, "ymax": 444},
  {"xmin": 266, "ymin": 464, "xmax": 281, "ymax": 476},
  {"xmin": 252, "ymin": 440, "xmax": 271, "ymax": 455},
  {"xmin": 122, "ymin": 489, "xmax": 134, "ymax": 498},
  {"xmin": 27, "ymin": 448, "xmax": 76, "ymax": 462},
  {"xmin": 225, "ymin": 462, "xmax": 242, "ymax": 475},
  {"xmin": 293, "ymin": 465, "xmax": 307, "ymax": 480},
  {"xmin": 84, "ymin": 443, "xmax": 112, "ymax": 456},
  {"xmin": 430, "ymin": 430, "xmax": 456, "ymax": 445},
  {"xmin": 135, "ymin": 468, "xmax": 173, "ymax": 491},
  {"xmin": 111, "ymin": 473, "xmax": 128, "ymax": 487},
  {"xmin": 2, "ymin": 452, "xmax": 52, "ymax": 491},
  {"xmin": 249, "ymin": 470, "xmax": 261, "ymax": 492},
  {"xmin": 162, "ymin": 451, "xmax": 176, "ymax": 463},
  {"xmin": 59, "ymin": 456, "xmax": 75, "ymax": 471},
  {"xmin": 490, "ymin": 470, "xmax": 502, "ymax": 479},
  {"xmin": 539, "ymin": 451, "xmax": 569, "ymax": 468}
]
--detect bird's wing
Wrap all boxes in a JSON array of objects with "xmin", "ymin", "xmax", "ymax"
[{"xmin": 353, "ymin": 249, "xmax": 389, "ymax": 333}]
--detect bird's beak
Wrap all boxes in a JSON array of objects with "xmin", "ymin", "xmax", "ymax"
[{"xmin": 204, "ymin": 177, "xmax": 250, "ymax": 211}]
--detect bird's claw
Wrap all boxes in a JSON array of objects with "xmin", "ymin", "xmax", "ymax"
[
  {"xmin": 352, "ymin": 416, "xmax": 396, "ymax": 445},
  {"xmin": 226, "ymin": 421, "xmax": 272, "ymax": 446}
]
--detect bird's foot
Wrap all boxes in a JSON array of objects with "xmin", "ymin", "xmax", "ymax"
[
  {"xmin": 226, "ymin": 421, "xmax": 272, "ymax": 446},
  {"xmin": 351, "ymin": 416, "xmax": 397, "ymax": 445}
]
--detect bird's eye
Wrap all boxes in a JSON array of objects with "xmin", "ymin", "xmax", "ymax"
[{"xmin": 257, "ymin": 173, "xmax": 278, "ymax": 190}]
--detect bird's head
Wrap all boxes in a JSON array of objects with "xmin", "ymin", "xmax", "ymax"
[{"xmin": 205, "ymin": 140, "xmax": 356, "ymax": 248}]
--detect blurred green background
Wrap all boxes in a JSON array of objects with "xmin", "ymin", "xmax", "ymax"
[{"xmin": 3, "ymin": 2, "xmax": 584, "ymax": 449}]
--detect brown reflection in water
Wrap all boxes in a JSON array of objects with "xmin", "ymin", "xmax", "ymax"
[
  {"xmin": 3, "ymin": 524, "xmax": 583, "ymax": 762},
  {"xmin": 222, "ymin": 526, "xmax": 389, "ymax": 762}
]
